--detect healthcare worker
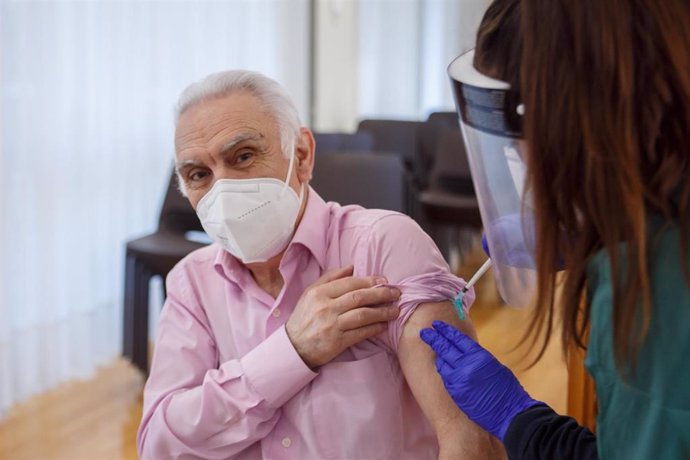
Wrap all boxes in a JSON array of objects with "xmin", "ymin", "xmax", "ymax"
[{"xmin": 420, "ymin": 0, "xmax": 690, "ymax": 459}]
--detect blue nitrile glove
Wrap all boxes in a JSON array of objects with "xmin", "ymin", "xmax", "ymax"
[
  {"xmin": 420, "ymin": 320, "xmax": 543, "ymax": 441},
  {"xmin": 482, "ymin": 233, "xmax": 491, "ymax": 257}
]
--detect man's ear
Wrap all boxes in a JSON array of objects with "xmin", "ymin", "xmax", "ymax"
[{"xmin": 295, "ymin": 127, "xmax": 315, "ymax": 183}]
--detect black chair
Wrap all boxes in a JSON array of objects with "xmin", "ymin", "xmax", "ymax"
[
  {"xmin": 313, "ymin": 131, "xmax": 374, "ymax": 154},
  {"xmin": 356, "ymin": 119, "xmax": 423, "ymax": 178},
  {"xmin": 310, "ymin": 151, "xmax": 408, "ymax": 213},
  {"xmin": 417, "ymin": 128, "xmax": 482, "ymax": 262},
  {"xmin": 425, "ymin": 111, "xmax": 459, "ymax": 127},
  {"xmin": 123, "ymin": 169, "xmax": 208, "ymax": 373},
  {"xmin": 355, "ymin": 119, "xmax": 426, "ymax": 216},
  {"xmin": 419, "ymin": 112, "xmax": 460, "ymax": 190}
]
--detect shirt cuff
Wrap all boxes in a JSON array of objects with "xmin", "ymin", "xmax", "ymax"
[{"xmin": 240, "ymin": 325, "xmax": 318, "ymax": 408}]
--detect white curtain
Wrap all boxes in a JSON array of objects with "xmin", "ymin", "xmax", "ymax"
[
  {"xmin": 358, "ymin": 0, "xmax": 490, "ymax": 120},
  {"xmin": 0, "ymin": 0, "xmax": 309, "ymax": 418}
]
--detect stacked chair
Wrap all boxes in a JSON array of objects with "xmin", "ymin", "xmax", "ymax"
[
  {"xmin": 311, "ymin": 151, "xmax": 407, "ymax": 213},
  {"xmin": 416, "ymin": 126, "xmax": 483, "ymax": 262},
  {"xmin": 123, "ymin": 171, "xmax": 207, "ymax": 372},
  {"xmin": 355, "ymin": 112, "xmax": 482, "ymax": 261},
  {"xmin": 313, "ymin": 131, "xmax": 373, "ymax": 154}
]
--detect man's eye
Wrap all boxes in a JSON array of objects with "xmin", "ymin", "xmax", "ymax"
[
  {"xmin": 189, "ymin": 170, "xmax": 210, "ymax": 182},
  {"xmin": 236, "ymin": 152, "xmax": 254, "ymax": 164}
]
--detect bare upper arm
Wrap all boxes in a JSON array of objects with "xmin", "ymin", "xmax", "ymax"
[{"xmin": 397, "ymin": 300, "xmax": 506, "ymax": 460}]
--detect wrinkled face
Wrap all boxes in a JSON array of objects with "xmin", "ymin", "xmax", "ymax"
[{"xmin": 175, "ymin": 91, "xmax": 305, "ymax": 208}]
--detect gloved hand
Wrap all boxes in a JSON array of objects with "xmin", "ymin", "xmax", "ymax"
[{"xmin": 420, "ymin": 320, "xmax": 542, "ymax": 441}]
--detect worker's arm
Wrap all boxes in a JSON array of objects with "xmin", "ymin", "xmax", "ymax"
[
  {"xmin": 504, "ymin": 404, "xmax": 598, "ymax": 459},
  {"xmin": 398, "ymin": 301, "xmax": 506, "ymax": 459}
]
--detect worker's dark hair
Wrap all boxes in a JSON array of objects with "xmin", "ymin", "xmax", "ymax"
[
  {"xmin": 474, "ymin": 0, "xmax": 521, "ymax": 90},
  {"xmin": 475, "ymin": 0, "xmax": 690, "ymax": 371}
]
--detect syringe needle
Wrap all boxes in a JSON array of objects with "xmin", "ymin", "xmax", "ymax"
[
  {"xmin": 462, "ymin": 258, "xmax": 493, "ymax": 292},
  {"xmin": 453, "ymin": 258, "xmax": 493, "ymax": 320}
]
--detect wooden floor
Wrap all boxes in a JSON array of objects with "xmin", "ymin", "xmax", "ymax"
[
  {"xmin": 0, "ymin": 360, "xmax": 144, "ymax": 460},
  {"xmin": 0, "ymin": 253, "xmax": 567, "ymax": 460}
]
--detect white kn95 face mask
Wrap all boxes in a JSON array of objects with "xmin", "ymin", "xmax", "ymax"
[{"xmin": 195, "ymin": 149, "xmax": 305, "ymax": 264}]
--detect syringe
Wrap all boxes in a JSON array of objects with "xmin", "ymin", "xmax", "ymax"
[{"xmin": 453, "ymin": 258, "xmax": 493, "ymax": 320}]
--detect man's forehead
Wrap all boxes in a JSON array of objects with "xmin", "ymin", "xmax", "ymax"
[
  {"xmin": 175, "ymin": 97, "xmax": 275, "ymax": 154},
  {"xmin": 180, "ymin": 92, "xmax": 278, "ymax": 131}
]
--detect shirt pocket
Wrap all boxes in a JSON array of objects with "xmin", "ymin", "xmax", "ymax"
[{"xmin": 310, "ymin": 352, "xmax": 404, "ymax": 459}]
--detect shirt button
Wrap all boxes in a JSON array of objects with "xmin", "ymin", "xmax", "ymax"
[
  {"xmin": 272, "ymin": 309, "xmax": 281, "ymax": 318},
  {"xmin": 281, "ymin": 437, "xmax": 291, "ymax": 448}
]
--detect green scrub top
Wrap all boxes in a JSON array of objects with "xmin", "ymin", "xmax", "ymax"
[{"xmin": 585, "ymin": 215, "xmax": 690, "ymax": 459}]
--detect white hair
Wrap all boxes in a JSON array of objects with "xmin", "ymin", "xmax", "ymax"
[{"xmin": 174, "ymin": 70, "xmax": 301, "ymax": 196}]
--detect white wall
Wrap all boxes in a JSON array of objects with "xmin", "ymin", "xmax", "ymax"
[
  {"xmin": 313, "ymin": 0, "xmax": 491, "ymax": 131},
  {"xmin": 313, "ymin": 0, "xmax": 361, "ymax": 132},
  {"xmin": 0, "ymin": 0, "xmax": 310, "ymax": 417}
]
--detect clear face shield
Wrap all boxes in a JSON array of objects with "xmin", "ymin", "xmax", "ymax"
[{"xmin": 448, "ymin": 50, "xmax": 537, "ymax": 308}]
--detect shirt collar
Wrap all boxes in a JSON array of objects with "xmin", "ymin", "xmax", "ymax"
[
  {"xmin": 213, "ymin": 186, "xmax": 330, "ymax": 283},
  {"xmin": 288, "ymin": 186, "xmax": 330, "ymax": 271}
]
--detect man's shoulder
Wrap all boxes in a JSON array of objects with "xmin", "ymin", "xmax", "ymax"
[
  {"xmin": 328, "ymin": 204, "xmax": 433, "ymax": 269},
  {"xmin": 332, "ymin": 203, "xmax": 417, "ymax": 236},
  {"xmin": 168, "ymin": 243, "xmax": 221, "ymax": 281},
  {"xmin": 180, "ymin": 242, "xmax": 220, "ymax": 265}
]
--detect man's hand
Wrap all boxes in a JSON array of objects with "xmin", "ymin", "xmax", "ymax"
[{"xmin": 285, "ymin": 265, "xmax": 401, "ymax": 368}]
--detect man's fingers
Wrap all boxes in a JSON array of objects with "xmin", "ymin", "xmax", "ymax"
[
  {"xmin": 333, "ymin": 285, "xmax": 401, "ymax": 313},
  {"xmin": 419, "ymin": 328, "xmax": 465, "ymax": 369},
  {"xmin": 337, "ymin": 305, "xmax": 399, "ymax": 331},
  {"xmin": 321, "ymin": 275, "xmax": 389, "ymax": 299},
  {"xmin": 432, "ymin": 320, "xmax": 480, "ymax": 354},
  {"xmin": 340, "ymin": 322, "xmax": 388, "ymax": 348},
  {"xmin": 312, "ymin": 265, "xmax": 355, "ymax": 287}
]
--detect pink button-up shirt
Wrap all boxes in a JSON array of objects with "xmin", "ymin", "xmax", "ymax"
[{"xmin": 138, "ymin": 188, "xmax": 474, "ymax": 460}]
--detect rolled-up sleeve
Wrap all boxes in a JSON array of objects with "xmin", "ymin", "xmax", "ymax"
[
  {"xmin": 137, "ymin": 265, "xmax": 317, "ymax": 460},
  {"xmin": 355, "ymin": 214, "xmax": 475, "ymax": 352}
]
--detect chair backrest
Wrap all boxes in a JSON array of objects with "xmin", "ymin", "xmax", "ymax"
[
  {"xmin": 429, "ymin": 128, "xmax": 475, "ymax": 195},
  {"xmin": 419, "ymin": 112, "xmax": 460, "ymax": 189},
  {"xmin": 158, "ymin": 168, "xmax": 204, "ymax": 233},
  {"xmin": 313, "ymin": 131, "xmax": 374, "ymax": 154},
  {"xmin": 310, "ymin": 151, "xmax": 407, "ymax": 213},
  {"xmin": 356, "ymin": 119, "xmax": 424, "ymax": 177},
  {"xmin": 426, "ymin": 111, "xmax": 459, "ymax": 127}
]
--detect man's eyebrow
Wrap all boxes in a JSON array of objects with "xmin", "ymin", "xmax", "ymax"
[
  {"xmin": 175, "ymin": 133, "xmax": 264, "ymax": 173},
  {"xmin": 219, "ymin": 133, "xmax": 263, "ymax": 155},
  {"xmin": 175, "ymin": 159, "xmax": 203, "ymax": 173}
]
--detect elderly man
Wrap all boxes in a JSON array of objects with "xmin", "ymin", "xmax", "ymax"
[{"xmin": 137, "ymin": 70, "xmax": 503, "ymax": 459}]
